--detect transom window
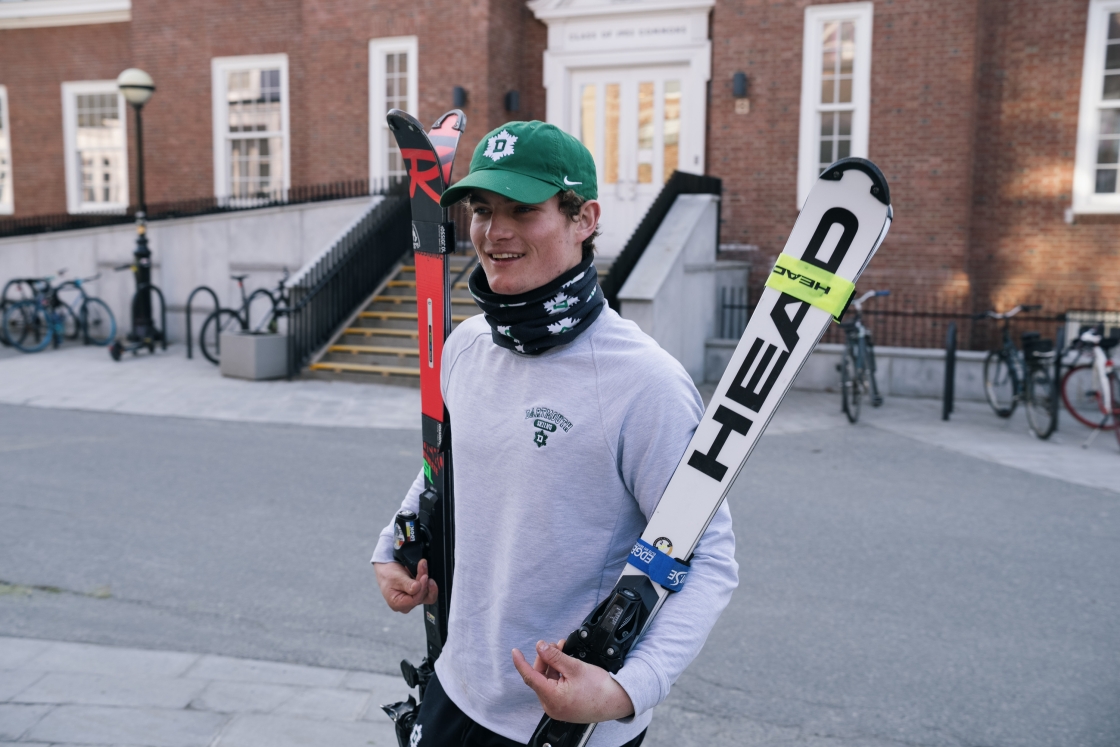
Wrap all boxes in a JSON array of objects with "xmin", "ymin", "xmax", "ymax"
[
  {"xmin": 369, "ymin": 37, "xmax": 418, "ymax": 185},
  {"xmin": 1074, "ymin": 1, "xmax": 1120, "ymax": 212},
  {"xmin": 61, "ymin": 81, "xmax": 129, "ymax": 213},
  {"xmin": 0, "ymin": 85, "xmax": 11, "ymax": 214},
  {"xmin": 212, "ymin": 55, "xmax": 290, "ymax": 201},
  {"xmin": 797, "ymin": 3, "xmax": 873, "ymax": 207}
]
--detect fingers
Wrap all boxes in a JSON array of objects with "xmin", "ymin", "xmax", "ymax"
[
  {"xmin": 512, "ymin": 648, "xmax": 549, "ymax": 693},
  {"xmin": 423, "ymin": 578, "xmax": 439, "ymax": 605},
  {"xmin": 375, "ymin": 561, "xmax": 437, "ymax": 613},
  {"xmin": 534, "ymin": 640, "xmax": 577, "ymax": 678}
]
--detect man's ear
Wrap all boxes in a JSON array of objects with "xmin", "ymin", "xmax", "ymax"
[{"xmin": 576, "ymin": 200, "xmax": 601, "ymax": 242}]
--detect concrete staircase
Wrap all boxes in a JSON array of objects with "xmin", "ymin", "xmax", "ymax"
[{"xmin": 307, "ymin": 253, "xmax": 479, "ymax": 384}]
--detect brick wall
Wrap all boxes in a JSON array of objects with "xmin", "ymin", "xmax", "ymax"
[
  {"xmin": 709, "ymin": 0, "xmax": 981, "ymax": 307},
  {"xmin": 3, "ymin": 0, "xmax": 1116, "ymax": 321},
  {"xmin": 1, "ymin": 0, "xmax": 546, "ymax": 216},
  {"xmin": 0, "ymin": 22, "xmax": 130, "ymax": 216},
  {"xmin": 970, "ymin": 0, "xmax": 1119, "ymax": 314}
]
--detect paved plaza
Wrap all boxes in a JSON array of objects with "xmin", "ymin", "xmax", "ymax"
[{"xmin": 0, "ymin": 343, "xmax": 1117, "ymax": 746}]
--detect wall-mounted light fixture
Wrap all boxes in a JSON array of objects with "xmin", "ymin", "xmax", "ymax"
[
  {"xmin": 453, "ymin": 86, "xmax": 468, "ymax": 107},
  {"xmin": 732, "ymin": 72, "xmax": 750, "ymax": 114},
  {"xmin": 504, "ymin": 90, "xmax": 520, "ymax": 113}
]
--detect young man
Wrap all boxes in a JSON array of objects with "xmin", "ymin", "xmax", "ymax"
[{"xmin": 372, "ymin": 121, "xmax": 738, "ymax": 747}]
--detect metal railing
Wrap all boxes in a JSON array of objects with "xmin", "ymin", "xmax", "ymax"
[
  {"xmin": 0, "ymin": 178, "xmax": 390, "ymax": 238},
  {"xmin": 286, "ymin": 194, "xmax": 412, "ymax": 377},
  {"xmin": 718, "ymin": 286, "xmax": 750, "ymax": 339},
  {"xmin": 600, "ymin": 171, "xmax": 722, "ymax": 310}
]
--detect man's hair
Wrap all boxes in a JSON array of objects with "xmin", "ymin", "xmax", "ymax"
[
  {"xmin": 557, "ymin": 189, "xmax": 600, "ymax": 259},
  {"xmin": 463, "ymin": 190, "xmax": 600, "ymax": 258}
]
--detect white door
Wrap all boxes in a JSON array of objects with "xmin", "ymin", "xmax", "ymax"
[{"xmin": 570, "ymin": 66, "xmax": 689, "ymax": 257}]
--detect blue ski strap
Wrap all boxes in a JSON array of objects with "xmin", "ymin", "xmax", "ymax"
[{"xmin": 627, "ymin": 538, "xmax": 690, "ymax": 592}]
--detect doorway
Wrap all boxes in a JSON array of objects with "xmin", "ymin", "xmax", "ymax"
[{"xmin": 570, "ymin": 67, "xmax": 690, "ymax": 256}]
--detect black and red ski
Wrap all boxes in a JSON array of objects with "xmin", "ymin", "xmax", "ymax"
[{"xmin": 380, "ymin": 108, "xmax": 466, "ymax": 747}]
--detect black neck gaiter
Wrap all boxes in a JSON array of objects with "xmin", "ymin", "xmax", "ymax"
[{"xmin": 468, "ymin": 253, "xmax": 606, "ymax": 355}]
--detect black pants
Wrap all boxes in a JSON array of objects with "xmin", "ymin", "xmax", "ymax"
[{"xmin": 413, "ymin": 673, "xmax": 647, "ymax": 747}]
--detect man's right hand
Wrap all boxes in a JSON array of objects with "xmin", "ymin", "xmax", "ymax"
[{"xmin": 374, "ymin": 558, "xmax": 438, "ymax": 613}]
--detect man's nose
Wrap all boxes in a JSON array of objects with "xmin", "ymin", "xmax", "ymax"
[{"xmin": 486, "ymin": 212, "xmax": 515, "ymax": 242}]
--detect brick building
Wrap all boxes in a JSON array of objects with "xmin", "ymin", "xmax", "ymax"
[{"xmin": 0, "ymin": 0, "xmax": 1116, "ymax": 318}]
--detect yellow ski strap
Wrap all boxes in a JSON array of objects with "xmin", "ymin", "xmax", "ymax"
[{"xmin": 764, "ymin": 253, "xmax": 855, "ymax": 320}]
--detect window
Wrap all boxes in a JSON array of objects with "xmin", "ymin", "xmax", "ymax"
[
  {"xmin": 61, "ymin": 81, "xmax": 129, "ymax": 213},
  {"xmin": 797, "ymin": 3, "xmax": 873, "ymax": 207},
  {"xmin": 211, "ymin": 54, "xmax": 290, "ymax": 201},
  {"xmin": 0, "ymin": 85, "xmax": 12, "ymax": 214},
  {"xmin": 369, "ymin": 36, "xmax": 418, "ymax": 184},
  {"xmin": 1074, "ymin": 1, "xmax": 1120, "ymax": 213}
]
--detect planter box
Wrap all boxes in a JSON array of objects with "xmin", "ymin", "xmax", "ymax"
[{"xmin": 219, "ymin": 331, "xmax": 288, "ymax": 380}]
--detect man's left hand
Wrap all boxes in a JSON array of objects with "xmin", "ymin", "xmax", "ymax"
[{"xmin": 512, "ymin": 640, "xmax": 635, "ymax": 724}]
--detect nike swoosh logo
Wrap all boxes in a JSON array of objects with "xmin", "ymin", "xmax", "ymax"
[{"xmin": 563, "ymin": 176, "xmax": 582, "ymax": 186}]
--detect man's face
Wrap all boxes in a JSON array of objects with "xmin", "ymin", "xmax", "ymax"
[{"xmin": 469, "ymin": 190, "xmax": 599, "ymax": 295}]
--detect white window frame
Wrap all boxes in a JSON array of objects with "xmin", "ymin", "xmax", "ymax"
[
  {"xmin": 797, "ymin": 2, "xmax": 874, "ymax": 208},
  {"xmin": 61, "ymin": 80, "xmax": 129, "ymax": 214},
  {"xmin": 1074, "ymin": 0, "xmax": 1120, "ymax": 214},
  {"xmin": 0, "ymin": 85, "xmax": 12, "ymax": 214},
  {"xmin": 369, "ymin": 36, "xmax": 419, "ymax": 184},
  {"xmin": 211, "ymin": 53, "xmax": 291, "ymax": 201}
]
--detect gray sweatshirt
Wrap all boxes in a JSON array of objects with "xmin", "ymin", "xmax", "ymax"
[{"xmin": 373, "ymin": 308, "xmax": 738, "ymax": 746}]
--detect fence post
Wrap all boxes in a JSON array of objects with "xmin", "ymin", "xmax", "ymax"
[
  {"xmin": 942, "ymin": 321, "xmax": 957, "ymax": 421},
  {"xmin": 1052, "ymin": 320, "xmax": 1065, "ymax": 433}
]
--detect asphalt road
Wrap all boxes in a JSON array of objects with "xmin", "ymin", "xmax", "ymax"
[{"xmin": 1, "ymin": 403, "xmax": 1117, "ymax": 746}]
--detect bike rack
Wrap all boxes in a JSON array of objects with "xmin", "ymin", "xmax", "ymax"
[
  {"xmin": 110, "ymin": 282, "xmax": 167, "ymax": 360},
  {"xmin": 185, "ymin": 285, "xmax": 221, "ymax": 359},
  {"xmin": 942, "ymin": 321, "xmax": 957, "ymax": 421}
]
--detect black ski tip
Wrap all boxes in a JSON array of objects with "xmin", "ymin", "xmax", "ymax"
[
  {"xmin": 386, "ymin": 108, "xmax": 423, "ymax": 132},
  {"xmin": 820, "ymin": 158, "xmax": 890, "ymax": 206},
  {"xmin": 433, "ymin": 109, "xmax": 467, "ymax": 132}
]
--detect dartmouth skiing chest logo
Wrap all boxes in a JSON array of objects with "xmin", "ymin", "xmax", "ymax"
[{"xmin": 525, "ymin": 406, "xmax": 573, "ymax": 448}]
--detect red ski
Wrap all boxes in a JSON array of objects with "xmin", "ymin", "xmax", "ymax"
[{"xmin": 381, "ymin": 108, "xmax": 466, "ymax": 747}]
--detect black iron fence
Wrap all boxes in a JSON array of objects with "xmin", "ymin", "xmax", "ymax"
[
  {"xmin": 286, "ymin": 194, "xmax": 411, "ymax": 377},
  {"xmin": 724, "ymin": 291, "xmax": 1115, "ymax": 351},
  {"xmin": 601, "ymin": 171, "xmax": 722, "ymax": 310},
  {"xmin": 718, "ymin": 286, "xmax": 750, "ymax": 339},
  {"xmin": 0, "ymin": 178, "xmax": 392, "ymax": 238}
]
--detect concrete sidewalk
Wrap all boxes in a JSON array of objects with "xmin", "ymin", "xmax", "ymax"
[
  {"xmin": 1, "ymin": 342, "xmax": 1117, "ymax": 493},
  {"xmin": 0, "ymin": 636, "xmax": 403, "ymax": 747},
  {"xmin": 0, "ymin": 344, "xmax": 419, "ymax": 430}
]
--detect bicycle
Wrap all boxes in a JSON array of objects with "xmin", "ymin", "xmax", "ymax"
[
  {"xmin": 976, "ymin": 305, "xmax": 1057, "ymax": 439},
  {"xmin": 1059, "ymin": 324, "xmax": 1120, "ymax": 449},
  {"xmin": 199, "ymin": 270, "xmax": 289, "ymax": 365},
  {"xmin": 53, "ymin": 273, "xmax": 117, "ymax": 346},
  {"xmin": 1, "ymin": 276, "xmax": 50, "ymax": 348},
  {"xmin": 837, "ymin": 289, "xmax": 889, "ymax": 423},
  {"xmin": 1, "ymin": 275, "xmax": 72, "ymax": 353}
]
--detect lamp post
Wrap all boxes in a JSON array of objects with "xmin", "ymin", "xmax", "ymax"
[{"xmin": 117, "ymin": 68, "xmax": 156, "ymax": 342}]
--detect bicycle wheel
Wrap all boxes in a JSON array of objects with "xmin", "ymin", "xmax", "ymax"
[
  {"xmin": 983, "ymin": 350, "xmax": 1017, "ymax": 417},
  {"xmin": 840, "ymin": 345, "xmax": 860, "ymax": 423},
  {"xmin": 2, "ymin": 301, "xmax": 52, "ymax": 353},
  {"xmin": 1, "ymin": 299, "xmax": 26, "ymax": 347},
  {"xmin": 80, "ymin": 298, "xmax": 117, "ymax": 346},
  {"xmin": 1060, "ymin": 364, "xmax": 1116, "ymax": 429},
  {"xmin": 1024, "ymin": 366, "xmax": 1056, "ymax": 439},
  {"xmin": 59, "ymin": 303, "xmax": 80, "ymax": 341},
  {"xmin": 199, "ymin": 308, "xmax": 245, "ymax": 365}
]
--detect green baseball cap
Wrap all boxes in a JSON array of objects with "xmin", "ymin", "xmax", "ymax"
[{"xmin": 439, "ymin": 120, "xmax": 598, "ymax": 207}]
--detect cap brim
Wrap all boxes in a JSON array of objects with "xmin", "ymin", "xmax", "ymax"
[{"xmin": 440, "ymin": 169, "xmax": 560, "ymax": 207}]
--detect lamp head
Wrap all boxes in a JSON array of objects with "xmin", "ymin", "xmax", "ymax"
[{"xmin": 117, "ymin": 68, "xmax": 155, "ymax": 107}]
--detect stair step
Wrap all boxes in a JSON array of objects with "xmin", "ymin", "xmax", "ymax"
[
  {"xmin": 360, "ymin": 310, "xmax": 473, "ymax": 322},
  {"xmin": 343, "ymin": 327, "xmax": 418, "ymax": 338},
  {"xmin": 372, "ymin": 295, "xmax": 477, "ymax": 306},
  {"xmin": 309, "ymin": 362, "xmax": 420, "ymax": 376},
  {"xmin": 329, "ymin": 344, "xmax": 419, "ymax": 356},
  {"xmin": 389, "ymin": 280, "xmax": 471, "ymax": 290}
]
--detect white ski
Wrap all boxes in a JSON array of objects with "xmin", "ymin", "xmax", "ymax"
[{"xmin": 530, "ymin": 158, "xmax": 893, "ymax": 747}]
